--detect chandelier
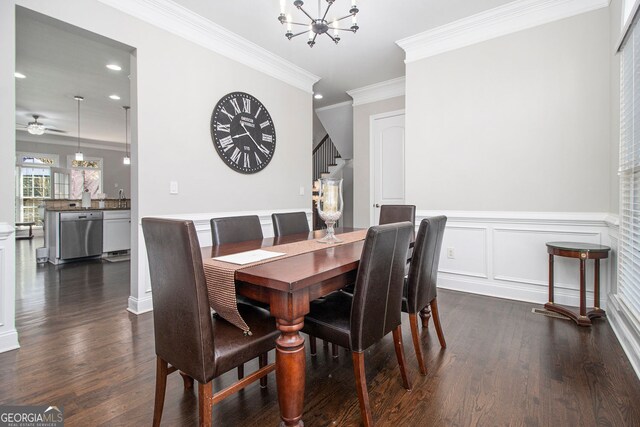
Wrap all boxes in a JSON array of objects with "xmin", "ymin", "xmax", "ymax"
[
  {"xmin": 27, "ymin": 115, "xmax": 46, "ymax": 135},
  {"xmin": 278, "ymin": 0, "xmax": 359, "ymax": 47}
]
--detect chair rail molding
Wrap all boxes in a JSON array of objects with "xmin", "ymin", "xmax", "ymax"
[
  {"xmin": 0, "ymin": 223, "xmax": 19, "ymax": 353},
  {"xmin": 131, "ymin": 209, "xmax": 312, "ymax": 315},
  {"xmin": 415, "ymin": 210, "xmax": 616, "ymax": 309},
  {"xmin": 98, "ymin": 0, "xmax": 320, "ymax": 93},
  {"xmin": 347, "ymin": 77, "xmax": 406, "ymax": 107},
  {"xmin": 396, "ymin": 0, "xmax": 611, "ymax": 63}
]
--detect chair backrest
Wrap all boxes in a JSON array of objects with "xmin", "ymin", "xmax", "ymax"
[
  {"xmin": 142, "ymin": 218, "xmax": 215, "ymax": 384},
  {"xmin": 210, "ymin": 215, "xmax": 263, "ymax": 245},
  {"xmin": 379, "ymin": 205, "xmax": 416, "ymax": 239},
  {"xmin": 350, "ymin": 222, "xmax": 413, "ymax": 352},
  {"xmin": 272, "ymin": 212, "xmax": 310, "ymax": 237},
  {"xmin": 406, "ymin": 216, "xmax": 447, "ymax": 314}
]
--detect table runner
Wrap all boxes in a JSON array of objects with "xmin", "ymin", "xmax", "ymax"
[{"xmin": 202, "ymin": 229, "xmax": 368, "ymax": 334}]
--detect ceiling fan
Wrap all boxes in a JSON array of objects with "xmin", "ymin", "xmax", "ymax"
[{"xmin": 16, "ymin": 114, "xmax": 66, "ymax": 135}]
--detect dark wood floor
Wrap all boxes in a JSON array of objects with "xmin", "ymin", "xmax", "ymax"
[{"xmin": 2, "ymin": 237, "xmax": 640, "ymax": 426}]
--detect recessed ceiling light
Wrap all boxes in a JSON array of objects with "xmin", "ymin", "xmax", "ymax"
[
  {"xmin": 14, "ymin": 72, "xmax": 26, "ymax": 79},
  {"xmin": 106, "ymin": 64, "xmax": 122, "ymax": 71},
  {"xmin": 109, "ymin": 94, "xmax": 121, "ymax": 100},
  {"xmin": 314, "ymin": 93, "xmax": 323, "ymax": 99}
]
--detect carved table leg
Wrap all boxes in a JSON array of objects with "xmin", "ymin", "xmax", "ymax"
[
  {"xmin": 548, "ymin": 254, "xmax": 554, "ymax": 304},
  {"xmin": 276, "ymin": 318, "xmax": 306, "ymax": 427}
]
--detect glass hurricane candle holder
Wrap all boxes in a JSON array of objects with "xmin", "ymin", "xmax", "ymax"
[{"xmin": 317, "ymin": 177, "xmax": 343, "ymax": 244}]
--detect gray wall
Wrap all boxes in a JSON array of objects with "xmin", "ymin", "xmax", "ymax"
[
  {"xmin": 16, "ymin": 139, "xmax": 131, "ymax": 198},
  {"xmin": 1, "ymin": 1, "xmax": 15, "ymax": 224},
  {"xmin": 352, "ymin": 96, "xmax": 405, "ymax": 227},
  {"xmin": 610, "ymin": 0, "xmax": 622, "ymax": 214},
  {"xmin": 405, "ymin": 9, "xmax": 611, "ymax": 212}
]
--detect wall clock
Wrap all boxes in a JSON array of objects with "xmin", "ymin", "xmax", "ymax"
[{"xmin": 210, "ymin": 92, "xmax": 276, "ymax": 174}]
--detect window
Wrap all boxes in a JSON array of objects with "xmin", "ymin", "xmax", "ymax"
[
  {"xmin": 15, "ymin": 153, "xmax": 59, "ymax": 225},
  {"xmin": 619, "ymin": 13, "xmax": 640, "ymax": 316},
  {"xmin": 67, "ymin": 156, "xmax": 103, "ymax": 199}
]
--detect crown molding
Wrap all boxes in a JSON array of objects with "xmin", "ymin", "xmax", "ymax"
[
  {"xmin": 16, "ymin": 132, "xmax": 125, "ymax": 152},
  {"xmin": 315, "ymin": 100, "xmax": 353, "ymax": 113},
  {"xmin": 98, "ymin": 0, "xmax": 320, "ymax": 93},
  {"xmin": 347, "ymin": 77, "xmax": 406, "ymax": 106},
  {"xmin": 396, "ymin": 0, "xmax": 611, "ymax": 63}
]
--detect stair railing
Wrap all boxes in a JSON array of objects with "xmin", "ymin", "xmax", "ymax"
[{"xmin": 312, "ymin": 134, "xmax": 341, "ymax": 183}]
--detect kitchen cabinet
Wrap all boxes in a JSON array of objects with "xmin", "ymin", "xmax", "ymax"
[{"xmin": 102, "ymin": 210, "xmax": 131, "ymax": 253}]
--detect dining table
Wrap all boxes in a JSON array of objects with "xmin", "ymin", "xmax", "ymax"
[{"xmin": 201, "ymin": 227, "xmax": 364, "ymax": 427}]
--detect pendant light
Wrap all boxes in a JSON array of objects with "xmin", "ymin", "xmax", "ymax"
[
  {"xmin": 122, "ymin": 106, "xmax": 130, "ymax": 165},
  {"xmin": 74, "ymin": 95, "xmax": 84, "ymax": 161}
]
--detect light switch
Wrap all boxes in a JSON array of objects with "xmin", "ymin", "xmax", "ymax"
[
  {"xmin": 170, "ymin": 181, "xmax": 178, "ymax": 194},
  {"xmin": 299, "ymin": 186, "xmax": 305, "ymax": 196}
]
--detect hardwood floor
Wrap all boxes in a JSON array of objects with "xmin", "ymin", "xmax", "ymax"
[{"xmin": 2, "ymin": 236, "xmax": 640, "ymax": 426}]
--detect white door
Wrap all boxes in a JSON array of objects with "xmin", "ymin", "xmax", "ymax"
[{"xmin": 371, "ymin": 112, "xmax": 405, "ymax": 224}]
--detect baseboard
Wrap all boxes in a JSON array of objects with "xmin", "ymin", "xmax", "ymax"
[
  {"xmin": 127, "ymin": 295, "xmax": 153, "ymax": 315},
  {"xmin": 607, "ymin": 295, "xmax": 640, "ymax": 379},
  {"xmin": 0, "ymin": 330, "xmax": 20, "ymax": 353}
]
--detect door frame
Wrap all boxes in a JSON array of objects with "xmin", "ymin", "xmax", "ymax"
[{"xmin": 369, "ymin": 109, "xmax": 406, "ymax": 225}]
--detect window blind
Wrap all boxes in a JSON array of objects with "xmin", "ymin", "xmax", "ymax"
[{"xmin": 619, "ymin": 13, "xmax": 640, "ymax": 317}]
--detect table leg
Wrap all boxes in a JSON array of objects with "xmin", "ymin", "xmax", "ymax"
[
  {"xmin": 548, "ymin": 254, "xmax": 554, "ymax": 304},
  {"xmin": 579, "ymin": 257, "xmax": 586, "ymax": 318},
  {"xmin": 275, "ymin": 318, "xmax": 306, "ymax": 427}
]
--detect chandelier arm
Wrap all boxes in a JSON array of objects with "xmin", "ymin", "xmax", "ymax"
[
  {"xmin": 320, "ymin": 2, "xmax": 332, "ymax": 22},
  {"xmin": 327, "ymin": 26, "xmax": 357, "ymax": 32},
  {"xmin": 296, "ymin": 5, "xmax": 316, "ymax": 22},
  {"xmin": 289, "ymin": 29, "xmax": 311, "ymax": 39},
  {"xmin": 326, "ymin": 32, "xmax": 338, "ymax": 43},
  {"xmin": 288, "ymin": 21, "xmax": 311, "ymax": 27},
  {"xmin": 334, "ymin": 14, "xmax": 354, "ymax": 22}
]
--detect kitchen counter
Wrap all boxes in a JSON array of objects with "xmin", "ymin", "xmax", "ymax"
[
  {"xmin": 45, "ymin": 207, "xmax": 131, "ymax": 211},
  {"xmin": 44, "ymin": 198, "xmax": 130, "ymax": 211}
]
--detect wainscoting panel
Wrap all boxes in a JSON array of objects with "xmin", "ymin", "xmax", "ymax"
[{"xmin": 417, "ymin": 211, "xmax": 615, "ymax": 309}]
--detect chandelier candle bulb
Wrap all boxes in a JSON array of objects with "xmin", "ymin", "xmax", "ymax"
[
  {"xmin": 287, "ymin": 17, "xmax": 292, "ymax": 31},
  {"xmin": 280, "ymin": 0, "xmax": 286, "ymax": 14}
]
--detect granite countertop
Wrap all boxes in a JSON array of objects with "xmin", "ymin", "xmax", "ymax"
[{"xmin": 46, "ymin": 207, "xmax": 131, "ymax": 212}]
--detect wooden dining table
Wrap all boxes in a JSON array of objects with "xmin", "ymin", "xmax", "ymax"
[{"xmin": 201, "ymin": 228, "xmax": 363, "ymax": 427}]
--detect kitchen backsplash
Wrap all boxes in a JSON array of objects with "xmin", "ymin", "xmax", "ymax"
[{"xmin": 45, "ymin": 198, "xmax": 130, "ymax": 210}]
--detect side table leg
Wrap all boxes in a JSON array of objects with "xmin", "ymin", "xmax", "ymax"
[
  {"xmin": 548, "ymin": 254, "xmax": 554, "ymax": 304},
  {"xmin": 594, "ymin": 259, "xmax": 601, "ymax": 309},
  {"xmin": 275, "ymin": 318, "xmax": 306, "ymax": 427}
]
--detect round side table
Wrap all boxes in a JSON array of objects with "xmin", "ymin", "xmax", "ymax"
[{"xmin": 544, "ymin": 242, "xmax": 610, "ymax": 327}]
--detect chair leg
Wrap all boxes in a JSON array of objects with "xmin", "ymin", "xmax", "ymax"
[
  {"xmin": 332, "ymin": 343, "xmax": 339, "ymax": 358},
  {"xmin": 237, "ymin": 364, "xmax": 244, "ymax": 380},
  {"xmin": 198, "ymin": 381, "xmax": 213, "ymax": 427},
  {"xmin": 419, "ymin": 306, "xmax": 431, "ymax": 329},
  {"xmin": 323, "ymin": 339, "xmax": 329, "ymax": 348},
  {"xmin": 352, "ymin": 351, "xmax": 374, "ymax": 427},
  {"xmin": 430, "ymin": 298, "xmax": 447, "ymax": 348},
  {"xmin": 409, "ymin": 313, "xmax": 427, "ymax": 376},
  {"xmin": 259, "ymin": 353, "xmax": 268, "ymax": 388},
  {"xmin": 309, "ymin": 335, "xmax": 317, "ymax": 356},
  {"xmin": 179, "ymin": 371, "xmax": 194, "ymax": 389},
  {"xmin": 392, "ymin": 326, "xmax": 412, "ymax": 390},
  {"xmin": 153, "ymin": 357, "xmax": 169, "ymax": 427}
]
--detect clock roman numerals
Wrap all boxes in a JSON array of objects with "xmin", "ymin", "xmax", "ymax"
[
  {"xmin": 230, "ymin": 147, "xmax": 242, "ymax": 164},
  {"xmin": 242, "ymin": 98, "xmax": 251, "ymax": 114},
  {"xmin": 260, "ymin": 121, "xmax": 270, "ymax": 129},
  {"xmin": 219, "ymin": 136, "xmax": 233, "ymax": 150},
  {"xmin": 243, "ymin": 152, "xmax": 251, "ymax": 168},
  {"xmin": 230, "ymin": 98, "xmax": 242, "ymax": 115},
  {"xmin": 254, "ymin": 105, "xmax": 262, "ymax": 119},
  {"xmin": 219, "ymin": 107, "xmax": 234, "ymax": 121},
  {"xmin": 262, "ymin": 134, "xmax": 273, "ymax": 143},
  {"xmin": 216, "ymin": 123, "xmax": 230, "ymax": 133}
]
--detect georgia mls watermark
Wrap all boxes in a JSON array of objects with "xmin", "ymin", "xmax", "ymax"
[{"xmin": 0, "ymin": 406, "xmax": 63, "ymax": 427}]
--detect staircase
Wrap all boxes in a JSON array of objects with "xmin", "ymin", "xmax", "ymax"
[{"xmin": 313, "ymin": 134, "xmax": 342, "ymax": 182}]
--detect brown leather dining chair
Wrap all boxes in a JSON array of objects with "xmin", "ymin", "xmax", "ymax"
[
  {"xmin": 142, "ymin": 218, "xmax": 279, "ymax": 427},
  {"xmin": 272, "ymin": 211, "xmax": 310, "ymax": 237},
  {"xmin": 210, "ymin": 214, "xmax": 263, "ymax": 245},
  {"xmin": 379, "ymin": 204, "xmax": 416, "ymax": 236},
  {"xmin": 302, "ymin": 222, "xmax": 414, "ymax": 427},
  {"xmin": 402, "ymin": 216, "xmax": 447, "ymax": 375}
]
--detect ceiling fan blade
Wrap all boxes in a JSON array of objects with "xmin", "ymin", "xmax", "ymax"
[{"xmin": 45, "ymin": 128, "xmax": 66, "ymax": 133}]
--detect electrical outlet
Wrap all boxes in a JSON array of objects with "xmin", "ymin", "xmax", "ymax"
[
  {"xmin": 169, "ymin": 181, "xmax": 178, "ymax": 195},
  {"xmin": 447, "ymin": 248, "xmax": 455, "ymax": 259}
]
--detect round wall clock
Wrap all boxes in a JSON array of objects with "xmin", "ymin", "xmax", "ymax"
[{"xmin": 210, "ymin": 92, "xmax": 276, "ymax": 174}]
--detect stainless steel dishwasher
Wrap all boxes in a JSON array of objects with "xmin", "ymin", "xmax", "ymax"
[{"xmin": 59, "ymin": 211, "xmax": 103, "ymax": 260}]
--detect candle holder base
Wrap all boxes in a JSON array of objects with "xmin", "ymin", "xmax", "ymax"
[{"xmin": 317, "ymin": 221, "xmax": 342, "ymax": 244}]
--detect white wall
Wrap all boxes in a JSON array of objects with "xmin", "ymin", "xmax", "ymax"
[
  {"xmin": 1, "ymin": 0, "xmax": 313, "ymax": 332},
  {"xmin": 405, "ymin": 9, "xmax": 610, "ymax": 212},
  {"xmin": 611, "ymin": 0, "xmax": 623, "ymax": 216},
  {"xmin": 352, "ymin": 96, "xmax": 405, "ymax": 227}
]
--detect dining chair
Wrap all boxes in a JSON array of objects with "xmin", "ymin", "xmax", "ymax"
[
  {"xmin": 271, "ymin": 211, "xmax": 310, "ymax": 237},
  {"xmin": 210, "ymin": 214, "xmax": 268, "ymax": 381},
  {"xmin": 402, "ymin": 216, "xmax": 447, "ymax": 375},
  {"xmin": 142, "ymin": 218, "xmax": 279, "ymax": 427},
  {"xmin": 210, "ymin": 215, "xmax": 263, "ymax": 245},
  {"xmin": 302, "ymin": 222, "xmax": 414, "ymax": 427}
]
